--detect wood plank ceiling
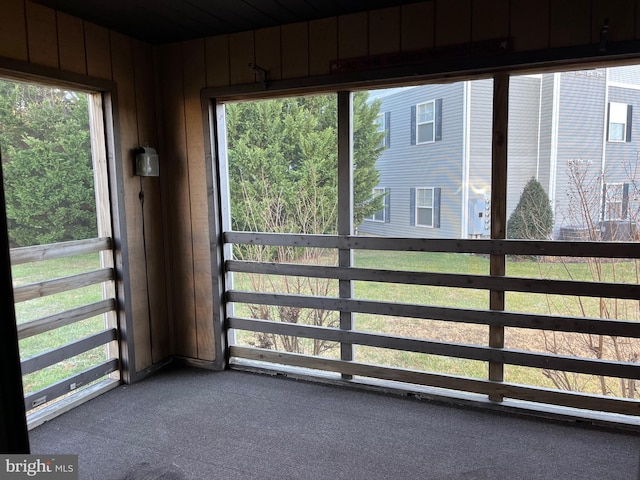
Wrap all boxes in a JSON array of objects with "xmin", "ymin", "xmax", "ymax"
[{"xmin": 33, "ymin": 0, "xmax": 425, "ymax": 44}]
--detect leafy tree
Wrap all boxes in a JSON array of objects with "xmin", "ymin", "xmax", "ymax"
[
  {"xmin": 0, "ymin": 80, "xmax": 96, "ymax": 247},
  {"xmin": 507, "ymin": 177, "xmax": 553, "ymax": 240},
  {"xmin": 226, "ymin": 92, "xmax": 384, "ymax": 355},
  {"xmin": 352, "ymin": 93, "xmax": 386, "ymax": 225},
  {"xmin": 226, "ymin": 92, "xmax": 384, "ymax": 236}
]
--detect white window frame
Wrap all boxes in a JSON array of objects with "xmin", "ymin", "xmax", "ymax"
[
  {"xmin": 416, "ymin": 100, "xmax": 435, "ymax": 144},
  {"xmin": 608, "ymin": 102, "xmax": 628, "ymax": 142},
  {"xmin": 370, "ymin": 187, "xmax": 386, "ymax": 222},
  {"xmin": 416, "ymin": 187, "xmax": 435, "ymax": 227},
  {"xmin": 604, "ymin": 182, "xmax": 625, "ymax": 220},
  {"xmin": 375, "ymin": 113, "xmax": 386, "ymax": 147}
]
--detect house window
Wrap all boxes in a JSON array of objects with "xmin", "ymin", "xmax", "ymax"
[
  {"xmin": 375, "ymin": 112, "xmax": 391, "ymax": 147},
  {"xmin": 416, "ymin": 101, "xmax": 435, "ymax": 144},
  {"xmin": 411, "ymin": 99, "xmax": 442, "ymax": 145},
  {"xmin": 603, "ymin": 182, "xmax": 629, "ymax": 220},
  {"xmin": 375, "ymin": 114, "xmax": 385, "ymax": 136},
  {"xmin": 416, "ymin": 187, "xmax": 434, "ymax": 226},
  {"xmin": 410, "ymin": 187, "xmax": 441, "ymax": 228},
  {"xmin": 370, "ymin": 187, "xmax": 390, "ymax": 222},
  {"xmin": 608, "ymin": 102, "xmax": 632, "ymax": 142}
]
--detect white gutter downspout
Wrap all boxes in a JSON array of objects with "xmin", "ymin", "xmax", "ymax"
[
  {"xmin": 600, "ymin": 68, "xmax": 609, "ymax": 222},
  {"xmin": 549, "ymin": 73, "xmax": 561, "ymax": 216},
  {"xmin": 536, "ymin": 76, "xmax": 543, "ymax": 180},
  {"xmin": 461, "ymin": 81, "xmax": 471, "ymax": 238}
]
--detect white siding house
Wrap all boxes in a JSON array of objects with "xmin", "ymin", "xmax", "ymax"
[{"xmin": 359, "ymin": 67, "xmax": 640, "ymax": 240}]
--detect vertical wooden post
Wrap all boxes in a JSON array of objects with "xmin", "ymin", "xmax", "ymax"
[
  {"xmin": 0, "ymin": 154, "xmax": 30, "ymax": 453},
  {"xmin": 208, "ymin": 99, "xmax": 232, "ymax": 369},
  {"xmin": 89, "ymin": 94, "xmax": 119, "ymax": 380},
  {"xmin": 337, "ymin": 91, "xmax": 354, "ymax": 375},
  {"xmin": 101, "ymin": 91, "xmax": 137, "ymax": 383},
  {"xmin": 489, "ymin": 73, "xmax": 509, "ymax": 401}
]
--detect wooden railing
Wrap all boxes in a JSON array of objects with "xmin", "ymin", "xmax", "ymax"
[
  {"xmin": 10, "ymin": 237, "xmax": 119, "ymax": 412},
  {"xmin": 225, "ymin": 232, "xmax": 640, "ymax": 418}
]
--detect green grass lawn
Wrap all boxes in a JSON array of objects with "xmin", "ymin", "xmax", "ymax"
[
  {"xmin": 232, "ymin": 249, "xmax": 640, "ymax": 397},
  {"xmin": 12, "ymin": 254, "xmax": 111, "ymax": 396},
  {"xmin": 13, "ymin": 249, "xmax": 639, "ymax": 400}
]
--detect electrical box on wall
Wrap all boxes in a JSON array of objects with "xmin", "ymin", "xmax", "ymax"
[
  {"xmin": 135, "ymin": 147, "xmax": 159, "ymax": 176},
  {"xmin": 468, "ymin": 197, "xmax": 490, "ymax": 237}
]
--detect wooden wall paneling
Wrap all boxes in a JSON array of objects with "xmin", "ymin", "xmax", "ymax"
[
  {"xmin": 309, "ymin": 17, "xmax": 337, "ymax": 76},
  {"xmin": 25, "ymin": 1, "xmax": 58, "ymax": 68},
  {"xmin": 255, "ymin": 26, "xmax": 282, "ymax": 82},
  {"xmin": 435, "ymin": 0, "xmax": 471, "ymax": 47},
  {"xmin": 57, "ymin": 12, "xmax": 86, "ymax": 75},
  {"xmin": 140, "ymin": 180, "xmax": 169, "ymax": 359},
  {"xmin": 205, "ymin": 35, "xmax": 230, "ymax": 87},
  {"xmin": 281, "ymin": 22, "xmax": 309, "ymax": 79},
  {"xmin": 182, "ymin": 38, "xmax": 215, "ymax": 361},
  {"xmin": 338, "ymin": 12, "xmax": 368, "ymax": 59},
  {"xmin": 510, "ymin": 0, "xmax": 549, "ymax": 52},
  {"xmin": 132, "ymin": 39, "xmax": 170, "ymax": 364},
  {"xmin": 549, "ymin": 0, "xmax": 591, "ymax": 48},
  {"xmin": 400, "ymin": 2, "xmax": 435, "ymax": 52},
  {"xmin": 592, "ymin": 0, "xmax": 635, "ymax": 44},
  {"xmin": 152, "ymin": 46, "xmax": 176, "ymax": 355},
  {"xmin": 110, "ymin": 31, "xmax": 152, "ymax": 371},
  {"xmin": 0, "ymin": 0, "xmax": 28, "ymax": 61},
  {"xmin": 158, "ymin": 42, "xmax": 197, "ymax": 358},
  {"xmin": 132, "ymin": 40, "xmax": 157, "ymax": 148},
  {"xmin": 84, "ymin": 21, "xmax": 112, "ymax": 80},
  {"xmin": 369, "ymin": 7, "xmax": 401, "ymax": 56},
  {"xmin": 228, "ymin": 31, "xmax": 255, "ymax": 85},
  {"xmin": 472, "ymin": 0, "xmax": 509, "ymax": 42}
]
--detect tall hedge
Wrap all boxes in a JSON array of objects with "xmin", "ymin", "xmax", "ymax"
[
  {"xmin": 0, "ymin": 81, "xmax": 96, "ymax": 247},
  {"xmin": 507, "ymin": 177, "xmax": 553, "ymax": 240}
]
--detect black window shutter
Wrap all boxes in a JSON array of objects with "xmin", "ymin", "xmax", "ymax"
[
  {"xmin": 435, "ymin": 99, "xmax": 443, "ymax": 141},
  {"xmin": 409, "ymin": 188, "xmax": 416, "ymax": 225},
  {"xmin": 385, "ymin": 111, "xmax": 391, "ymax": 147},
  {"xmin": 384, "ymin": 188, "xmax": 391, "ymax": 223},
  {"xmin": 623, "ymin": 182, "xmax": 630, "ymax": 218},
  {"xmin": 410, "ymin": 105, "xmax": 416, "ymax": 145},
  {"xmin": 606, "ymin": 103, "xmax": 611, "ymax": 140},
  {"xmin": 433, "ymin": 188, "xmax": 441, "ymax": 228},
  {"xmin": 626, "ymin": 104, "xmax": 633, "ymax": 142}
]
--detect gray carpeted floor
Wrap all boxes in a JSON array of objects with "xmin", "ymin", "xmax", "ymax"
[{"xmin": 29, "ymin": 366, "xmax": 640, "ymax": 480}]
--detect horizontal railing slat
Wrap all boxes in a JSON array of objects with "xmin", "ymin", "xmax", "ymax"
[
  {"xmin": 13, "ymin": 268, "xmax": 114, "ymax": 303},
  {"xmin": 225, "ymin": 232, "xmax": 640, "ymax": 258},
  {"xmin": 228, "ymin": 290, "xmax": 640, "ymax": 338},
  {"xmin": 21, "ymin": 329, "xmax": 117, "ymax": 375},
  {"xmin": 227, "ymin": 260, "xmax": 640, "ymax": 300},
  {"xmin": 226, "ymin": 232, "xmax": 340, "ymax": 250},
  {"xmin": 10, "ymin": 237, "xmax": 112, "ymax": 265},
  {"xmin": 226, "ymin": 231, "xmax": 640, "ymax": 417},
  {"xmin": 10, "ymin": 237, "xmax": 120, "ymax": 414},
  {"xmin": 24, "ymin": 359, "xmax": 119, "ymax": 411},
  {"xmin": 230, "ymin": 347, "xmax": 640, "ymax": 416},
  {"xmin": 229, "ymin": 317, "xmax": 640, "ymax": 379},
  {"xmin": 17, "ymin": 299, "xmax": 116, "ymax": 340}
]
